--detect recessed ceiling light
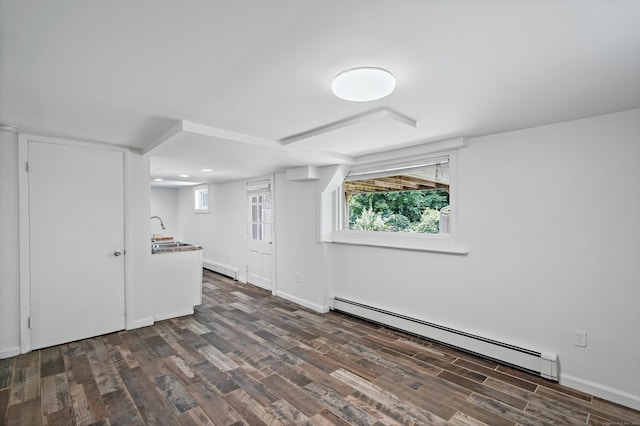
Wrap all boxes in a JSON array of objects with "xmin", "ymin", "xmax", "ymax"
[
  {"xmin": 154, "ymin": 178, "xmax": 164, "ymax": 182},
  {"xmin": 179, "ymin": 174, "xmax": 190, "ymax": 178},
  {"xmin": 332, "ymin": 67, "xmax": 396, "ymax": 102},
  {"xmin": 201, "ymin": 169, "xmax": 213, "ymax": 172}
]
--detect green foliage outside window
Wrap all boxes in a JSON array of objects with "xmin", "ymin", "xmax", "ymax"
[{"xmin": 348, "ymin": 189, "xmax": 449, "ymax": 233}]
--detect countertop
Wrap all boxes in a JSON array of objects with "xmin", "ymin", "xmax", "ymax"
[{"xmin": 151, "ymin": 243, "xmax": 203, "ymax": 254}]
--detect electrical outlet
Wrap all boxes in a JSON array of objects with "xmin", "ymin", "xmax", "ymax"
[
  {"xmin": 574, "ymin": 330, "xmax": 587, "ymax": 347},
  {"xmin": 295, "ymin": 273, "xmax": 301, "ymax": 283}
]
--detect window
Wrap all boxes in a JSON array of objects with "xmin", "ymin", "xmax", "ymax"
[
  {"xmin": 194, "ymin": 185, "xmax": 209, "ymax": 213},
  {"xmin": 320, "ymin": 139, "xmax": 467, "ymax": 253},
  {"xmin": 344, "ymin": 156, "xmax": 450, "ymax": 234},
  {"xmin": 250, "ymin": 192, "xmax": 272, "ymax": 242}
]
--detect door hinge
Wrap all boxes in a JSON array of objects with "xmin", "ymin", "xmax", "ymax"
[
  {"xmin": 27, "ymin": 316, "xmax": 32, "ymax": 328},
  {"xmin": 25, "ymin": 161, "xmax": 29, "ymax": 172}
]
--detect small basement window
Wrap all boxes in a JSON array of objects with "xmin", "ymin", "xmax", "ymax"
[
  {"xmin": 194, "ymin": 185, "xmax": 209, "ymax": 213},
  {"xmin": 344, "ymin": 157, "xmax": 450, "ymax": 234}
]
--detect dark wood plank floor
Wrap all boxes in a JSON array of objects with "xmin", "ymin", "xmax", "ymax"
[{"xmin": 1, "ymin": 270, "xmax": 639, "ymax": 425}]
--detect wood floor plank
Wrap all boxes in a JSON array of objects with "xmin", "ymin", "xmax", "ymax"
[
  {"xmin": 290, "ymin": 360, "xmax": 355, "ymax": 397},
  {"xmin": 454, "ymin": 358, "xmax": 538, "ymax": 392},
  {"xmin": 0, "ymin": 357, "xmax": 14, "ymax": 389},
  {"xmin": 226, "ymin": 368, "xmax": 279, "ymax": 406},
  {"xmin": 497, "ymin": 363, "xmax": 592, "ymax": 401},
  {"xmin": 168, "ymin": 339, "xmax": 207, "ymax": 367},
  {"xmin": 186, "ymin": 382, "xmax": 244, "ymax": 425},
  {"xmin": 448, "ymin": 411, "xmax": 492, "ymax": 426},
  {"xmin": 69, "ymin": 382, "xmax": 96, "ymax": 425},
  {"xmin": 102, "ymin": 388, "xmax": 145, "ymax": 425},
  {"xmin": 191, "ymin": 360, "xmax": 239, "ymax": 395},
  {"xmin": 176, "ymin": 406, "xmax": 216, "ymax": 426},
  {"xmin": 197, "ymin": 343, "xmax": 239, "ymax": 371},
  {"xmin": 260, "ymin": 356, "xmax": 313, "ymax": 388},
  {"xmin": 62, "ymin": 350, "xmax": 93, "ymax": 387},
  {"xmin": 438, "ymin": 370, "xmax": 528, "ymax": 410},
  {"xmin": 591, "ymin": 396, "xmax": 640, "ymax": 422},
  {"xmin": 43, "ymin": 405, "xmax": 74, "ymax": 426},
  {"xmin": 332, "ymin": 368, "xmax": 449, "ymax": 425},
  {"xmin": 85, "ymin": 338, "xmax": 124, "ymax": 396},
  {"xmin": 224, "ymin": 387, "xmax": 282, "ymax": 426},
  {"xmin": 119, "ymin": 330, "xmax": 148, "ymax": 353},
  {"xmin": 374, "ymin": 375, "xmax": 458, "ymax": 421},
  {"xmin": 41, "ymin": 372, "xmax": 72, "ymax": 416},
  {"xmin": 10, "ymin": 351, "xmax": 40, "ymax": 404},
  {"xmin": 40, "ymin": 346, "xmax": 65, "ymax": 378},
  {"xmin": 154, "ymin": 374, "xmax": 197, "ymax": 415},
  {"xmin": 303, "ymin": 381, "xmax": 378, "ymax": 425},
  {"xmin": 120, "ymin": 366, "xmax": 179, "ymax": 425},
  {"xmin": 163, "ymin": 355, "xmax": 198, "ymax": 387},
  {"xmin": 467, "ymin": 392, "xmax": 554, "ymax": 426},
  {"xmin": 0, "ymin": 388, "xmax": 10, "ymax": 425},
  {"xmin": 199, "ymin": 330, "xmax": 236, "ymax": 353},
  {"xmin": 6, "ymin": 397, "xmax": 42, "ymax": 426},
  {"xmin": 311, "ymin": 408, "xmax": 353, "ymax": 426},
  {"xmin": 270, "ymin": 398, "xmax": 314, "ymax": 425},
  {"xmin": 144, "ymin": 335, "xmax": 178, "ymax": 359},
  {"xmin": 261, "ymin": 373, "xmax": 325, "ymax": 417},
  {"xmin": 535, "ymin": 385, "xmax": 639, "ymax": 423}
]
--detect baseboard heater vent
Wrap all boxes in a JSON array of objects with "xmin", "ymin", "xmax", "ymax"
[
  {"xmin": 330, "ymin": 297, "xmax": 558, "ymax": 381},
  {"xmin": 203, "ymin": 260, "xmax": 238, "ymax": 281}
]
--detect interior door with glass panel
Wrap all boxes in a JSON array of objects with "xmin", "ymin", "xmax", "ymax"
[{"xmin": 247, "ymin": 180, "xmax": 273, "ymax": 291}]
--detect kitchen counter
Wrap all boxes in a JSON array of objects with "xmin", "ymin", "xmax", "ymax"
[
  {"xmin": 151, "ymin": 242, "xmax": 203, "ymax": 254},
  {"xmin": 150, "ymin": 241, "xmax": 203, "ymax": 321}
]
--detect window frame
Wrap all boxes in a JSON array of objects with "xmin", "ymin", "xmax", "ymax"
[
  {"xmin": 194, "ymin": 185, "xmax": 209, "ymax": 213},
  {"xmin": 343, "ymin": 156, "xmax": 451, "ymax": 235},
  {"xmin": 330, "ymin": 148, "xmax": 468, "ymax": 254}
]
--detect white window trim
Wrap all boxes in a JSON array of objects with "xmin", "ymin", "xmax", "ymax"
[
  {"xmin": 194, "ymin": 185, "xmax": 209, "ymax": 213},
  {"xmin": 319, "ymin": 138, "xmax": 469, "ymax": 255}
]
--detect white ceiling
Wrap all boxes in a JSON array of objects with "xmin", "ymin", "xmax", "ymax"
[{"xmin": 2, "ymin": 1, "xmax": 639, "ymax": 185}]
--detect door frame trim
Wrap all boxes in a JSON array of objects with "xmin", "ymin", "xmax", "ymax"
[
  {"xmin": 18, "ymin": 134, "xmax": 132, "ymax": 353},
  {"xmin": 245, "ymin": 174, "xmax": 277, "ymax": 295}
]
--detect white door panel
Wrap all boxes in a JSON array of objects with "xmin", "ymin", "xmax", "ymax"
[
  {"xmin": 29, "ymin": 141, "xmax": 125, "ymax": 349},
  {"xmin": 247, "ymin": 182, "xmax": 273, "ymax": 290}
]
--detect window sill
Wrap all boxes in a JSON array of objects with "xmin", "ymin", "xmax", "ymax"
[{"xmin": 330, "ymin": 231, "xmax": 469, "ymax": 255}]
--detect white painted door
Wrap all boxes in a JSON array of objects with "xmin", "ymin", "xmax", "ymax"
[
  {"xmin": 247, "ymin": 180, "xmax": 273, "ymax": 290},
  {"xmin": 28, "ymin": 141, "xmax": 125, "ymax": 350}
]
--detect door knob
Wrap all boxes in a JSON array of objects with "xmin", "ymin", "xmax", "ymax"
[{"xmin": 114, "ymin": 250, "xmax": 122, "ymax": 257}]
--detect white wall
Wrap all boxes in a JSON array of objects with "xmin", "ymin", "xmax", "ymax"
[
  {"xmin": 0, "ymin": 126, "xmax": 20, "ymax": 358},
  {"xmin": 150, "ymin": 187, "xmax": 179, "ymax": 239},
  {"xmin": 273, "ymin": 173, "xmax": 328, "ymax": 312},
  {"xmin": 177, "ymin": 181, "xmax": 247, "ymax": 281},
  {"xmin": 326, "ymin": 109, "xmax": 640, "ymax": 408},
  {"xmin": 126, "ymin": 153, "xmax": 153, "ymax": 329}
]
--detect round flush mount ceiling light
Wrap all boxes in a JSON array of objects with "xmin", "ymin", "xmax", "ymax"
[{"xmin": 331, "ymin": 67, "xmax": 396, "ymax": 102}]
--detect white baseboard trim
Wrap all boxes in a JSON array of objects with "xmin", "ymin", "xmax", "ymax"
[
  {"xmin": 126, "ymin": 317, "xmax": 155, "ymax": 330},
  {"xmin": 202, "ymin": 259, "xmax": 239, "ymax": 280},
  {"xmin": 560, "ymin": 373, "xmax": 640, "ymax": 411},
  {"xmin": 0, "ymin": 346, "xmax": 21, "ymax": 359},
  {"xmin": 276, "ymin": 291, "xmax": 330, "ymax": 314},
  {"xmin": 153, "ymin": 308, "xmax": 194, "ymax": 322}
]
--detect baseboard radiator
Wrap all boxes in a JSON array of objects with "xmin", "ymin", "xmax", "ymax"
[
  {"xmin": 202, "ymin": 260, "xmax": 238, "ymax": 281},
  {"xmin": 330, "ymin": 297, "xmax": 558, "ymax": 381}
]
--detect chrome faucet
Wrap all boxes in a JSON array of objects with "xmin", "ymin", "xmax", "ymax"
[{"xmin": 151, "ymin": 215, "xmax": 165, "ymax": 229}]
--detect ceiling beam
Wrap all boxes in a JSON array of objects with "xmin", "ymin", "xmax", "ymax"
[{"xmin": 279, "ymin": 107, "xmax": 417, "ymax": 145}]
